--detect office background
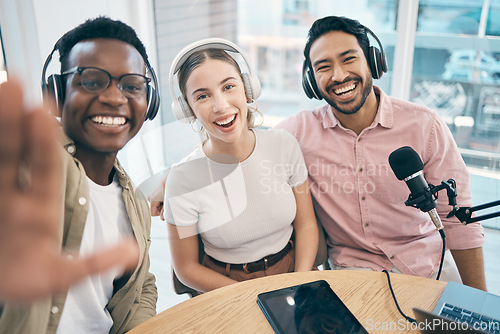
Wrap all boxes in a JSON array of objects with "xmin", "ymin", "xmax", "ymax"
[{"xmin": 1, "ymin": 0, "xmax": 499, "ymax": 312}]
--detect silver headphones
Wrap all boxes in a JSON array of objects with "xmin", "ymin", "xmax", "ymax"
[{"xmin": 169, "ymin": 38, "xmax": 261, "ymax": 123}]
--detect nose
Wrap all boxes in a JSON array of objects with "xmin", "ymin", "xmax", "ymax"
[
  {"xmin": 212, "ymin": 92, "xmax": 230, "ymax": 112},
  {"xmin": 331, "ymin": 65, "xmax": 349, "ymax": 83},
  {"xmin": 98, "ymin": 80, "xmax": 128, "ymax": 105}
]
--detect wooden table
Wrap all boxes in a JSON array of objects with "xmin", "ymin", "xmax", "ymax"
[{"xmin": 129, "ymin": 270, "xmax": 447, "ymax": 333}]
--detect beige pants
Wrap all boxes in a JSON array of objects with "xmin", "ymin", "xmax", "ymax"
[{"xmin": 328, "ymin": 250, "xmax": 463, "ymax": 283}]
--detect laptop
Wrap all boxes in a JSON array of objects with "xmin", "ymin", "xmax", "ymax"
[
  {"xmin": 413, "ymin": 308, "xmax": 489, "ymax": 333},
  {"xmin": 413, "ymin": 281, "xmax": 500, "ymax": 333}
]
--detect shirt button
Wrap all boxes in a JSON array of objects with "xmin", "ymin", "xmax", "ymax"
[
  {"xmin": 364, "ymin": 223, "xmax": 369, "ymax": 227},
  {"xmin": 67, "ymin": 146, "xmax": 75, "ymax": 154},
  {"xmin": 51, "ymin": 306, "xmax": 59, "ymax": 314},
  {"xmin": 78, "ymin": 197, "xmax": 87, "ymax": 206},
  {"xmin": 390, "ymin": 256, "xmax": 395, "ymax": 260},
  {"xmin": 362, "ymin": 196, "xmax": 366, "ymax": 200},
  {"xmin": 358, "ymin": 138, "xmax": 362, "ymax": 142},
  {"xmin": 359, "ymin": 168, "xmax": 363, "ymax": 172}
]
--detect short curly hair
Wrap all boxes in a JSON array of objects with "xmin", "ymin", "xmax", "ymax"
[{"xmin": 55, "ymin": 16, "xmax": 148, "ymax": 71}]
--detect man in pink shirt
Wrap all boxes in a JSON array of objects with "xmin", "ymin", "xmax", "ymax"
[{"xmin": 276, "ymin": 16, "xmax": 486, "ymax": 290}]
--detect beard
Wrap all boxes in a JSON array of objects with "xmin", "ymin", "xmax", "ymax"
[{"xmin": 323, "ymin": 75, "xmax": 373, "ymax": 115}]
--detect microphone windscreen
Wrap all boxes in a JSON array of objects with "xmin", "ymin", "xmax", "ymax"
[{"xmin": 388, "ymin": 146, "xmax": 424, "ymax": 180}]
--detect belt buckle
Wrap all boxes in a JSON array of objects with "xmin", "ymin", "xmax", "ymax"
[{"xmin": 243, "ymin": 257, "xmax": 268, "ymax": 273}]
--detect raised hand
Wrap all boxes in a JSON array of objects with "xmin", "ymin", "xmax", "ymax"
[{"xmin": 0, "ymin": 80, "xmax": 139, "ymax": 302}]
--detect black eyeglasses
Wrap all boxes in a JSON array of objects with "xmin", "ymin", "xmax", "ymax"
[{"xmin": 62, "ymin": 66, "xmax": 151, "ymax": 99}]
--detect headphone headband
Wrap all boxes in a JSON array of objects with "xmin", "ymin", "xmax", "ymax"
[
  {"xmin": 364, "ymin": 26, "xmax": 387, "ymax": 63},
  {"xmin": 170, "ymin": 39, "xmax": 246, "ymax": 74},
  {"xmin": 169, "ymin": 38, "xmax": 261, "ymax": 123}
]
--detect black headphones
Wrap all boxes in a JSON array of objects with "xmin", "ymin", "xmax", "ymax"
[
  {"xmin": 302, "ymin": 26, "xmax": 388, "ymax": 100},
  {"xmin": 40, "ymin": 44, "xmax": 160, "ymax": 120}
]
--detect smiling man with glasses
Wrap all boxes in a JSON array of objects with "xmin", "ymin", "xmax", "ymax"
[{"xmin": 0, "ymin": 17, "xmax": 158, "ymax": 334}]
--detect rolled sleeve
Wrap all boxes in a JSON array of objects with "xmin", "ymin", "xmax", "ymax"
[{"xmin": 424, "ymin": 112, "xmax": 485, "ymax": 250}]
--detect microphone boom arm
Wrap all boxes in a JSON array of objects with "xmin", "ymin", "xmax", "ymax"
[
  {"xmin": 448, "ymin": 200, "xmax": 500, "ymax": 224},
  {"xmin": 420, "ymin": 178, "xmax": 500, "ymax": 225}
]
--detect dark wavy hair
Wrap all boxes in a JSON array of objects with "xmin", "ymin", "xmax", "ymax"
[
  {"xmin": 303, "ymin": 16, "xmax": 370, "ymax": 68},
  {"xmin": 55, "ymin": 16, "xmax": 148, "ymax": 72}
]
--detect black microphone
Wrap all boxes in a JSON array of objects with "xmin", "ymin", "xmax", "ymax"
[{"xmin": 388, "ymin": 146, "xmax": 444, "ymax": 232}]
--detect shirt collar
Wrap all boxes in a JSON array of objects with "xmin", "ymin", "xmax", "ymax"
[
  {"xmin": 58, "ymin": 124, "xmax": 130, "ymax": 190},
  {"xmin": 319, "ymin": 85, "xmax": 394, "ymax": 129}
]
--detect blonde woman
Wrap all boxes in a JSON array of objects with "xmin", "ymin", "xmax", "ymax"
[{"xmin": 164, "ymin": 39, "xmax": 318, "ymax": 293}]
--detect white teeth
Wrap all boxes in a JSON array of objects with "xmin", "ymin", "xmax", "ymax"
[
  {"xmin": 334, "ymin": 84, "xmax": 356, "ymax": 95},
  {"xmin": 91, "ymin": 116, "xmax": 126, "ymax": 126},
  {"xmin": 215, "ymin": 114, "xmax": 236, "ymax": 126}
]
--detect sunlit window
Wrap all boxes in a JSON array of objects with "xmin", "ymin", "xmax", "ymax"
[{"xmin": 237, "ymin": 0, "xmax": 398, "ymax": 122}]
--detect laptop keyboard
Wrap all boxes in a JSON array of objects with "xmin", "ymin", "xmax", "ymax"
[{"xmin": 439, "ymin": 303, "xmax": 500, "ymax": 334}]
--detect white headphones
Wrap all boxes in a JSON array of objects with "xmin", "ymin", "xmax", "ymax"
[{"xmin": 169, "ymin": 38, "xmax": 261, "ymax": 123}]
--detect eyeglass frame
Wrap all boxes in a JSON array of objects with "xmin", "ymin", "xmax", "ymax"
[{"xmin": 61, "ymin": 66, "xmax": 152, "ymax": 98}]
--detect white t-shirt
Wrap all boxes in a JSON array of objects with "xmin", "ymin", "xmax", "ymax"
[
  {"xmin": 164, "ymin": 128, "xmax": 308, "ymax": 263},
  {"xmin": 57, "ymin": 175, "xmax": 133, "ymax": 334}
]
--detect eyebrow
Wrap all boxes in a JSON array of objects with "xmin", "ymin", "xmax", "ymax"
[
  {"xmin": 190, "ymin": 76, "xmax": 238, "ymax": 97},
  {"xmin": 312, "ymin": 49, "xmax": 360, "ymax": 68}
]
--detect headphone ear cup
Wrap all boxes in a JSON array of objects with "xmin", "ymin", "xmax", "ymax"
[
  {"xmin": 172, "ymin": 96, "xmax": 195, "ymax": 123},
  {"xmin": 45, "ymin": 74, "xmax": 65, "ymax": 116},
  {"xmin": 369, "ymin": 46, "xmax": 384, "ymax": 79},
  {"xmin": 242, "ymin": 72, "xmax": 261, "ymax": 102},
  {"xmin": 301, "ymin": 64, "xmax": 322, "ymax": 100},
  {"xmin": 145, "ymin": 86, "xmax": 160, "ymax": 120},
  {"xmin": 380, "ymin": 50, "xmax": 388, "ymax": 74}
]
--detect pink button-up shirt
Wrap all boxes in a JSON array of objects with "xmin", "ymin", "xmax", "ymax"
[{"xmin": 276, "ymin": 86, "xmax": 484, "ymax": 277}]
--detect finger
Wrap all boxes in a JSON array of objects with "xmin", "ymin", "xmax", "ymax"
[
  {"xmin": 0, "ymin": 81, "xmax": 24, "ymax": 191},
  {"xmin": 56, "ymin": 240, "xmax": 139, "ymax": 290},
  {"xmin": 27, "ymin": 107, "xmax": 61, "ymax": 203}
]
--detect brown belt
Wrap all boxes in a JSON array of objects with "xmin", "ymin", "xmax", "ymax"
[{"xmin": 207, "ymin": 240, "xmax": 293, "ymax": 274}]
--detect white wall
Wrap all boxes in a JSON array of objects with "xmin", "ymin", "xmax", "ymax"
[{"xmin": 0, "ymin": 0, "xmax": 156, "ymax": 105}]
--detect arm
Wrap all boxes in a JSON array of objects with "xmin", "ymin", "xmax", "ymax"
[
  {"xmin": 124, "ymin": 257, "xmax": 158, "ymax": 330},
  {"xmin": 150, "ymin": 172, "xmax": 168, "ymax": 219},
  {"xmin": 292, "ymin": 181, "xmax": 319, "ymax": 272},
  {"xmin": 423, "ymin": 114, "xmax": 486, "ymax": 290},
  {"xmin": 134, "ymin": 235, "xmax": 158, "ymax": 322},
  {"xmin": 451, "ymin": 247, "xmax": 486, "ymax": 291},
  {"xmin": 167, "ymin": 223, "xmax": 237, "ymax": 293},
  {"xmin": 0, "ymin": 80, "xmax": 139, "ymax": 303}
]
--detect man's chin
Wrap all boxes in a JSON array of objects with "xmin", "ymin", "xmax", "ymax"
[{"xmin": 325, "ymin": 98, "xmax": 361, "ymax": 115}]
